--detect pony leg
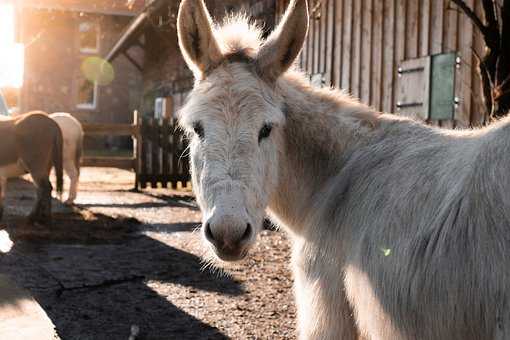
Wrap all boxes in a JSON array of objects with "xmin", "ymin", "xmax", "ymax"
[
  {"xmin": 29, "ymin": 177, "xmax": 52, "ymax": 224},
  {"xmin": 0, "ymin": 177, "xmax": 6, "ymax": 220},
  {"xmin": 64, "ymin": 161, "xmax": 79, "ymax": 205}
]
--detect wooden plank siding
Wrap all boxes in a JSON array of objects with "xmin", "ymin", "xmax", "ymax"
[
  {"xmin": 371, "ymin": 0, "xmax": 383, "ymax": 111},
  {"xmin": 406, "ymin": 0, "xmax": 420, "ymax": 60},
  {"xmin": 312, "ymin": 0, "xmax": 321, "ymax": 74},
  {"xmin": 382, "ymin": 0, "xmax": 395, "ymax": 112},
  {"xmin": 428, "ymin": 0, "xmax": 442, "ymax": 126},
  {"xmin": 341, "ymin": 0, "xmax": 353, "ymax": 91},
  {"xmin": 360, "ymin": 0, "xmax": 372, "ymax": 105},
  {"xmin": 455, "ymin": 0, "xmax": 474, "ymax": 127},
  {"xmin": 281, "ymin": 0, "xmax": 485, "ymax": 127},
  {"xmin": 470, "ymin": 0, "xmax": 486, "ymax": 127},
  {"xmin": 350, "ymin": 0, "xmax": 362, "ymax": 99},
  {"xmin": 324, "ymin": 0, "xmax": 335, "ymax": 85},
  {"xmin": 394, "ymin": 0, "xmax": 407, "ymax": 112},
  {"xmin": 420, "ymin": 0, "xmax": 431, "ymax": 57},
  {"xmin": 319, "ymin": 0, "xmax": 328, "ymax": 76},
  {"xmin": 332, "ymin": 0, "xmax": 343, "ymax": 87}
]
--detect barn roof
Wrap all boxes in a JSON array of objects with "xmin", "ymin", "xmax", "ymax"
[
  {"xmin": 105, "ymin": 0, "xmax": 167, "ymax": 62},
  {"xmin": 20, "ymin": 0, "xmax": 145, "ymax": 16}
]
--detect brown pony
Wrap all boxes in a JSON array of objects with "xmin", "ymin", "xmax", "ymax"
[{"xmin": 0, "ymin": 111, "xmax": 63, "ymax": 223}]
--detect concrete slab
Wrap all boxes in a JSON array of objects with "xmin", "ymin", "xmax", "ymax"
[{"xmin": 0, "ymin": 274, "xmax": 57, "ymax": 340}]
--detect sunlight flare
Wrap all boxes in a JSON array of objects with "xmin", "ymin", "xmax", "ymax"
[
  {"xmin": 0, "ymin": 43, "xmax": 24, "ymax": 88},
  {"xmin": 0, "ymin": 3, "xmax": 24, "ymax": 88},
  {"xmin": 0, "ymin": 3, "xmax": 15, "ymax": 45}
]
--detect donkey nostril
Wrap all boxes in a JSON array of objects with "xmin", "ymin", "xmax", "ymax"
[
  {"xmin": 204, "ymin": 222, "xmax": 214, "ymax": 242},
  {"xmin": 240, "ymin": 223, "xmax": 252, "ymax": 243}
]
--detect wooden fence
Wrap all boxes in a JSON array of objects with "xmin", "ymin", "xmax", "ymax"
[
  {"xmin": 136, "ymin": 117, "xmax": 190, "ymax": 189},
  {"xmin": 81, "ymin": 112, "xmax": 190, "ymax": 189}
]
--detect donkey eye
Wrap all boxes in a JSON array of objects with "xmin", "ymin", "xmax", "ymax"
[
  {"xmin": 193, "ymin": 122, "xmax": 204, "ymax": 139},
  {"xmin": 258, "ymin": 123, "xmax": 273, "ymax": 142}
]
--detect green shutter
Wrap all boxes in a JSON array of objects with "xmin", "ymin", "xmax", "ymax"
[{"xmin": 429, "ymin": 53, "xmax": 457, "ymax": 120}]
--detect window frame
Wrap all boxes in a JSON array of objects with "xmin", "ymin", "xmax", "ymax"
[
  {"xmin": 76, "ymin": 78, "xmax": 98, "ymax": 110},
  {"xmin": 78, "ymin": 21, "xmax": 100, "ymax": 54}
]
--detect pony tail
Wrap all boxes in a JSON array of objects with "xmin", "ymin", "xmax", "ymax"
[{"xmin": 53, "ymin": 126, "xmax": 64, "ymax": 195}]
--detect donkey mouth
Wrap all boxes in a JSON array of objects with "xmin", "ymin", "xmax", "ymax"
[{"xmin": 212, "ymin": 245, "xmax": 249, "ymax": 262}]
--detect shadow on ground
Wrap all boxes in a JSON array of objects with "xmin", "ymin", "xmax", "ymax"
[
  {"xmin": 1, "ymin": 178, "xmax": 242, "ymax": 340},
  {"xmin": 75, "ymin": 191, "xmax": 199, "ymax": 212}
]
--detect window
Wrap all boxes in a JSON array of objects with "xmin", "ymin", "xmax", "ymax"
[
  {"xmin": 76, "ymin": 77, "xmax": 97, "ymax": 109},
  {"xmin": 79, "ymin": 21, "xmax": 99, "ymax": 53}
]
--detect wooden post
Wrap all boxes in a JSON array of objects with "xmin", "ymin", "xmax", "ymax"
[
  {"xmin": 133, "ymin": 110, "xmax": 141, "ymax": 190},
  {"xmin": 140, "ymin": 116, "xmax": 148, "ymax": 190},
  {"xmin": 150, "ymin": 118, "xmax": 160, "ymax": 188},
  {"xmin": 172, "ymin": 120, "xmax": 180, "ymax": 189},
  {"xmin": 161, "ymin": 118, "xmax": 170, "ymax": 188},
  {"xmin": 164, "ymin": 97, "xmax": 173, "ymax": 119}
]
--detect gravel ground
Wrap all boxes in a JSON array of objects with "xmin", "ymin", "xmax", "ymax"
[{"xmin": 0, "ymin": 168, "xmax": 296, "ymax": 340}]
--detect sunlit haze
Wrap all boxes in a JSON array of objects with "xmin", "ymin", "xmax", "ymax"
[{"xmin": 0, "ymin": 3, "xmax": 24, "ymax": 88}]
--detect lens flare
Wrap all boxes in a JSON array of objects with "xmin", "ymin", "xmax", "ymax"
[
  {"xmin": 0, "ymin": 230, "xmax": 13, "ymax": 253},
  {"xmin": 0, "ymin": 3, "xmax": 24, "ymax": 88},
  {"xmin": 81, "ymin": 57, "xmax": 115, "ymax": 86}
]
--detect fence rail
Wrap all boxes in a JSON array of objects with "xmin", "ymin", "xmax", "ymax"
[
  {"xmin": 82, "ymin": 123, "xmax": 137, "ymax": 136},
  {"xmin": 81, "ymin": 112, "xmax": 190, "ymax": 189},
  {"xmin": 81, "ymin": 156, "xmax": 136, "ymax": 170}
]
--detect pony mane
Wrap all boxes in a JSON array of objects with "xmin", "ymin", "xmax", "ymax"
[{"xmin": 213, "ymin": 14, "xmax": 264, "ymax": 58}]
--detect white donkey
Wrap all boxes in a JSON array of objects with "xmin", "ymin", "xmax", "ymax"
[
  {"xmin": 177, "ymin": 0, "xmax": 510, "ymax": 339},
  {"xmin": 0, "ymin": 112, "xmax": 83, "ymax": 206}
]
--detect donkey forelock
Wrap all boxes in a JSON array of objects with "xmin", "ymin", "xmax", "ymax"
[{"xmin": 214, "ymin": 14, "xmax": 263, "ymax": 58}]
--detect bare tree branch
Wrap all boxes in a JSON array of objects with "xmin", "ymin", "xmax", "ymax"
[
  {"xmin": 479, "ymin": 0, "xmax": 503, "ymax": 50},
  {"xmin": 500, "ymin": 73, "xmax": 510, "ymax": 89},
  {"xmin": 482, "ymin": 0, "xmax": 499, "ymax": 28},
  {"xmin": 472, "ymin": 48, "xmax": 494, "ymax": 117},
  {"xmin": 450, "ymin": 0, "xmax": 488, "ymax": 35}
]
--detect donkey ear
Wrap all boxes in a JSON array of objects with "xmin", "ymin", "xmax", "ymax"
[
  {"xmin": 177, "ymin": 0, "xmax": 223, "ymax": 78},
  {"xmin": 256, "ymin": 0, "xmax": 309, "ymax": 82}
]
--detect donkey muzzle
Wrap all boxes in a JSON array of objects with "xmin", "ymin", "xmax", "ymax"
[{"xmin": 203, "ymin": 213, "xmax": 253, "ymax": 261}]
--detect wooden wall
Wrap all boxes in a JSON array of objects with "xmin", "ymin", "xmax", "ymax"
[{"xmin": 276, "ymin": 0, "xmax": 487, "ymax": 127}]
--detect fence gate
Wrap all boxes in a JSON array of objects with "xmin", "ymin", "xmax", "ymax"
[
  {"xmin": 81, "ymin": 112, "xmax": 190, "ymax": 190},
  {"xmin": 136, "ymin": 117, "xmax": 190, "ymax": 189}
]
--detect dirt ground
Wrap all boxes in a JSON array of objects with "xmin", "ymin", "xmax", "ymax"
[{"xmin": 0, "ymin": 168, "xmax": 296, "ymax": 340}]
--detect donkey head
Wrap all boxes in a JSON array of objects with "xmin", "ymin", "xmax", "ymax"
[{"xmin": 177, "ymin": 0, "xmax": 308, "ymax": 261}]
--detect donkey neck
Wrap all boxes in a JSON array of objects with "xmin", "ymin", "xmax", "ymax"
[{"xmin": 267, "ymin": 72, "xmax": 378, "ymax": 235}]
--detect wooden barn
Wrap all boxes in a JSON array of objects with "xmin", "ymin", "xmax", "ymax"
[{"xmin": 276, "ymin": 0, "xmax": 488, "ymax": 128}]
